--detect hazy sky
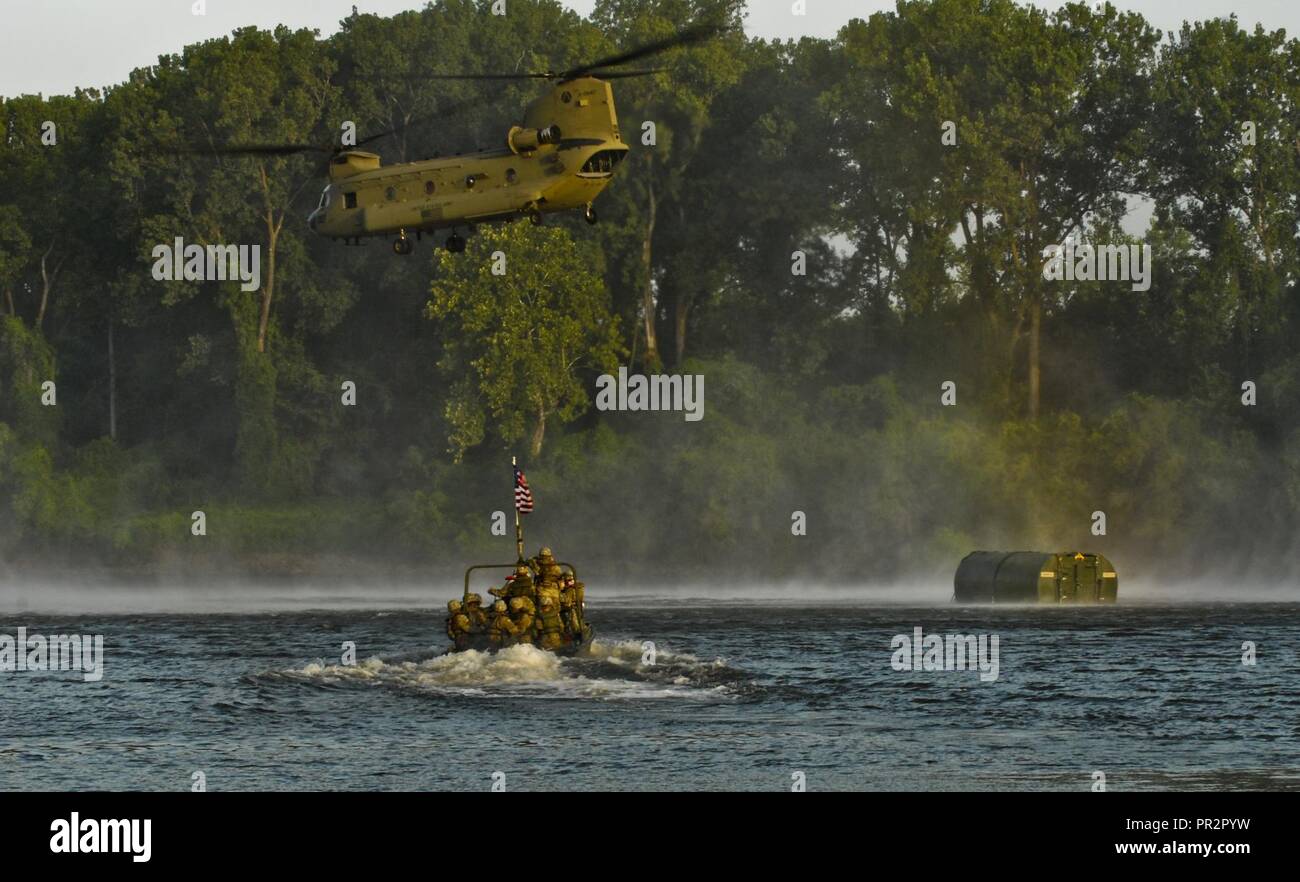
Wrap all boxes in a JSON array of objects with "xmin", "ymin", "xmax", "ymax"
[{"xmin": 1, "ymin": 0, "xmax": 1296, "ymax": 97}]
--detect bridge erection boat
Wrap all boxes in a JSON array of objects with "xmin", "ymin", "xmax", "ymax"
[{"xmin": 443, "ymin": 458, "xmax": 593, "ymax": 654}]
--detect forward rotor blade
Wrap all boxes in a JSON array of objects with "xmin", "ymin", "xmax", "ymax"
[
  {"xmin": 168, "ymin": 143, "xmax": 328, "ymax": 157},
  {"xmin": 422, "ymin": 73, "xmax": 554, "ymax": 80},
  {"xmin": 352, "ymin": 94, "xmax": 483, "ymax": 148},
  {"xmin": 374, "ymin": 22, "xmax": 723, "ymax": 83},
  {"xmin": 561, "ymin": 21, "xmax": 724, "ymax": 78},
  {"xmin": 583, "ymin": 68, "xmax": 669, "ymax": 79}
]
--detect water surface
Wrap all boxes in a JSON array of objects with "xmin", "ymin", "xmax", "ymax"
[{"xmin": 1, "ymin": 600, "xmax": 1296, "ymax": 791}]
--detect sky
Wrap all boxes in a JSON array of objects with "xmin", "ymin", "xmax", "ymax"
[{"xmin": 0, "ymin": 0, "xmax": 1297, "ymax": 97}]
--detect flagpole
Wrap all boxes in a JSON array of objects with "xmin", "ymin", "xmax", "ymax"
[{"xmin": 512, "ymin": 455, "xmax": 524, "ymax": 563}]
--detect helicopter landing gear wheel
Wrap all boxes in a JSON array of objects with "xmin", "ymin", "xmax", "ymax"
[
  {"xmin": 583, "ymin": 204, "xmax": 598, "ymax": 225},
  {"xmin": 446, "ymin": 233, "xmax": 466, "ymax": 253},
  {"xmin": 393, "ymin": 232, "xmax": 413, "ymax": 256},
  {"xmin": 528, "ymin": 207, "xmax": 544, "ymax": 226}
]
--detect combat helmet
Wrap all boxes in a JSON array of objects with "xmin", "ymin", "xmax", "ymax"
[
  {"xmin": 464, "ymin": 593, "xmax": 483, "ymax": 606},
  {"xmin": 448, "ymin": 599, "xmax": 462, "ymax": 612},
  {"xmin": 493, "ymin": 600, "xmax": 507, "ymax": 613}
]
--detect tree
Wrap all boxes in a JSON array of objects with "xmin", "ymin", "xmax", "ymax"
[
  {"xmin": 834, "ymin": 0, "xmax": 1159, "ymax": 417},
  {"xmin": 1148, "ymin": 18, "xmax": 1300, "ymax": 400},
  {"xmin": 427, "ymin": 223, "xmax": 624, "ymax": 459},
  {"xmin": 589, "ymin": 0, "xmax": 745, "ymax": 371}
]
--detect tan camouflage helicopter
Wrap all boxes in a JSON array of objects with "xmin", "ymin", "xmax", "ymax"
[{"xmin": 187, "ymin": 23, "xmax": 720, "ymax": 254}]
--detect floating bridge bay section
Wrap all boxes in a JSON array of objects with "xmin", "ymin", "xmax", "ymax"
[{"xmin": 954, "ymin": 551, "xmax": 1118, "ymax": 603}]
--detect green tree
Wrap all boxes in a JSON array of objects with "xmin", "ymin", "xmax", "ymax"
[
  {"xmin": 834, "ymin": 0, "xmax": 1159, "ymax": 417},
  {"xmin": 427, "ymin": 223, "xmax": 623, "ymax": 459},
  {"xmin": 589, "ymin": 0, "xmax": 745, "ymax": 370},
  {"xmin": 1148, "ymin": 17, "xmax": 1300, "ymax": 427}
]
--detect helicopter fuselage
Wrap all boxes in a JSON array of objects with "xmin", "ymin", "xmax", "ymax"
[{"xmin": 307, "ymin": 76, "xmax": 628, "ymax": 242}]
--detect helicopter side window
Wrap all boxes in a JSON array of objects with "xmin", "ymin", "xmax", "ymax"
[{"xmin": 343, "ymin": 192, "xmax": 357, "ymax": 210}]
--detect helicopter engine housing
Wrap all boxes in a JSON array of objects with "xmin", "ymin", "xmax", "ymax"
[{"xmin": 507, "ymin": 125, "xmax": 562, "ymax": 154}]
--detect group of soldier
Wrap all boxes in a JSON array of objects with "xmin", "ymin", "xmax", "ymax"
[{"xmin": 445, "ymin": 546, "xmax": 588, "ymax": 652}]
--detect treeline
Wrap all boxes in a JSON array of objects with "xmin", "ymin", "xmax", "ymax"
[{"xmin": 0, "ymin": 0, "xmax": 1297, "ymax": 584}]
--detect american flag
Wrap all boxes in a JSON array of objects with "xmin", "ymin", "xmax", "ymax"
[{"xmin": 514, "ymin": 464, "xmax": 534, "ymax": 513}]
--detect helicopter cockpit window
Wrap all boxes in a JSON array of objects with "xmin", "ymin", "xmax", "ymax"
[
  {"xmin": 316, "ymin": 188, "xmax": 330, "ymax": 211},
  {"xmin": 579, "ymin": 150, "xmax": 625, "ymax": 177}
]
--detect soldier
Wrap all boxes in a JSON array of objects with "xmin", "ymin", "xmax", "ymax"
[
  {"xmin": 509, "ymin": 596, "xmax": 536, "ymax": 645},
  {"xmin": 508, "ymin": 566, "xmax": 537, "ymax": 601},
  {"xmin": 536, "ymin": 593, "xmax": 565, "ymax": 651},
  {"xmin": 571, "ymin": 579, "xmax": 588, "ymax": 642},
  {"xmin": 491, "ymin": 567, "xmax": 531, "ymax": 600},
  {"xmin": 536, "ymin": 578, "xmax": 561, "ymax": 620},
  {"xmin": 446, "ymin": 599, "xmax": 472, "ymax": 651},
  {"xmin": 487, "ymin": 599, "xmax": 521, "ymax": 648},
  {"xmin": 531, "ymin": 546, "xmax": 564, "ymax": 585},
  {"xmin": 559, "ymin": 575, "xmax": 582, "ymax": 636},
  {"xmin": 463, "ymin": 593, "xmax": 489, "ymax": 630}
]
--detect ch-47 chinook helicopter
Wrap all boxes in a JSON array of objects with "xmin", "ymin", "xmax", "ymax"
[{"xmin": 186, "ymin": 23, "xmax": 720, "ymax": 255}]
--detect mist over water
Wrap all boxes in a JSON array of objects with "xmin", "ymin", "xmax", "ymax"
[{"xmin": 2, "ymin": 575, "xmax": 1298, "ymax": 614}]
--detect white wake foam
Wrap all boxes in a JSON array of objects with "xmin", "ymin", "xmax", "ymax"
[{"xmin": 283, "ymin": 639, "xmax": 736, "ymax": 700}]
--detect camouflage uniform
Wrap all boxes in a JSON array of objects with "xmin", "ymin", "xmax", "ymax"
[
  {"xmin": 536, "ymin": 594, "xmax": 565, "ymax": 650},
  {"xmin": 507, "ymin": 568, "xmax": 537, "ymax": 602},
  {"xmin": 559, "ymin": 577, "xmax": 582, "ymax": 636},
  {"xmin": 446, "ymin": 600, "xmax": 472, "ymax": 651},
  {"xmin": 509, "ymin": 596, "xmax": 536, "ymax": 645},
  {"xmin": 463, "ymin": 593, "xmax": 489, "ymax": 631},
  {"xmin": 487, "ymin": 599, "xmax": 521, "ymax": 647},
  {"xmin": 530, "ymin": 547, "xmax": 564, "ymax": 586},
  {"xmin": 536, "ymin": 581, "xmax": 561, "ymax": 617}
]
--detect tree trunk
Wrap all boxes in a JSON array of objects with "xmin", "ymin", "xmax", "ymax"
[
  {"xmin": 2, "ymin": 288, "xmax": 14, "ymax": 316},
  {"xmin": 108, "ymin": 320, "xmax": 117, "ymax": 441},
  {"xmin": 37, "ymin": 244, "xmax": 62, "ymax": 331},
  {"xmin": 530, "ymin": 403, "xmax": 547, "ymax": 458},
  {"xmin": 258, "ymin": 216, "xmax": 281, "ymax": 353},
  {"xmin": 257, "ymin": 163, "xmax": 283, "ymax": 354},
  {"xmin": 673, "ymin": 292, "xmax": 690, "ymax": 368},
  {"xmin": 1027, "ymin": 295, "xmax": 1041, "ymax": 419},
  {"xmin": 640, "ymin": 177, "xmax": 660, "ymax": 371}
]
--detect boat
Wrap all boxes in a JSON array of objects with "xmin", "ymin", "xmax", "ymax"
[{"xmin": 443, "ymin": 456, "xmax": 594, "ymax": 653}]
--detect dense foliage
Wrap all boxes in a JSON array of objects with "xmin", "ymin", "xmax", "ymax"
[{"xmin": 0, "ymin": 0, "xmax": 1297, "ymax": 583}]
